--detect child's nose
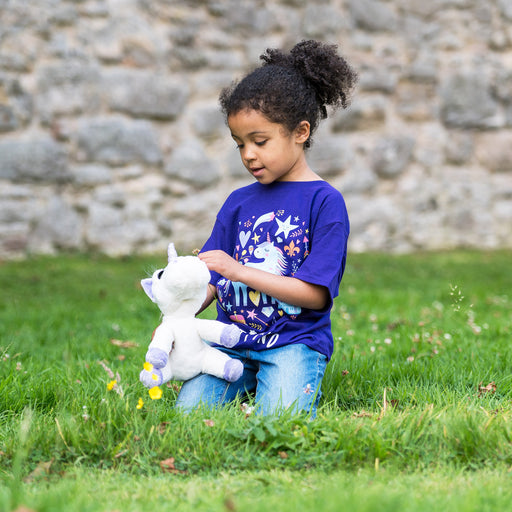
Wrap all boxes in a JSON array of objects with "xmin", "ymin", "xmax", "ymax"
[{"xmin": 241, "ymin": 146, "xmax": 256, "ymax": 161}]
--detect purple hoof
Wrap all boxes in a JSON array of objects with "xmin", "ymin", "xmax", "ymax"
[
  {"xmin": 146, "ymin": 348, "xmax": 168, "ymax": 368},
  {"xmin": 220, "ymin": 324, "xmax": 242, "ymax": 348},
  {"xmin": 223, "ymin": 359, "xmax": 243, "ymax": 382},
  {"xmin": 140, "ymin": 367, "xmax": 163, "ymax": 388}
]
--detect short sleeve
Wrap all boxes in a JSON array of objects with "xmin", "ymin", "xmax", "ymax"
[
  {"xmin": 293, "ymin": 220, "xmax": 348, "ymax": 301},
  {"xmin": 293, "ymin": 191, "xmax": 349, "ymax": 302}
]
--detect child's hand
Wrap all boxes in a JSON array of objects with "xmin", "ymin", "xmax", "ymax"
[{"xmin": 198, "ymin": 250, "xmax": 241, "ymax": 281}]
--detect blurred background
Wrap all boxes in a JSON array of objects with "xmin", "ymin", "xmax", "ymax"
[{"xmin": 0, "ymin": 0, "xmax": 511, "ymax": 259}]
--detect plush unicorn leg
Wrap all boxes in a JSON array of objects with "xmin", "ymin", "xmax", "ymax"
[
  {"xmin": 194, "ymin": 319, "xmax": 242, "ymax": 348},
  {"xmin": 200, "ymin": 345, "xmax": 243, "ymax": 382},
  {"xmin": 140, "ymin": 347, "xmax": 243, "ymax": 385}
]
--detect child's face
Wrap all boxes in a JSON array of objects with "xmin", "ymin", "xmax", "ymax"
[{"xmin": 228, "ymin": 109, "xmax": 311, "ymax": 184}]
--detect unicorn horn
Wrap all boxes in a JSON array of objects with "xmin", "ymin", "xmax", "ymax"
[{"xmin": 168, "ymin": 243, "xmax": 178, "ymax": 262}]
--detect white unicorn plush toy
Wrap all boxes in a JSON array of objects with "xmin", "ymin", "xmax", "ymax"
[{"xmin": 139, "ymin": 243, "xmax": 244, "ymax": 390}]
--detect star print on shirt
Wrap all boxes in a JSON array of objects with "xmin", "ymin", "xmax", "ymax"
[
  {"xmin": 275, "ymin": 215, "xmax": 299, "ymax": 239},
  {"xmin": 246, "ymin": 309, "xmax": 258, "ymax": 320}
]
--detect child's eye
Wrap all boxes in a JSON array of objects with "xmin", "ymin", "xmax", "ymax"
[
  {"xmin": 235, "ymin": 144, "xmax": 244, "ymax": 150},
  {"xmin": 255, "ymin": 140, "xmax": 267, "ymax": 146}
]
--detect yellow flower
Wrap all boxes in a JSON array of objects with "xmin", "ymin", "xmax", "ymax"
[
  {"xmin": 107, "ymin": 380, "xmax": 117, "ymax": 391},
  {"xmin": 148, "ymin": 386, "xmax": 163, "ymax": 400},
  {"xmin": 136, "ymin": 397, "xmax": 144, "ymax": 409},
  {"xmin": 143, "ymin": 362, "xmax": 154, "ymax": 372}
]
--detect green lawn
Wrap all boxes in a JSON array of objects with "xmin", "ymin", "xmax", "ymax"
[{"xmin": 0, "ymin": 250, "xmax": 511, "ymax": 511}]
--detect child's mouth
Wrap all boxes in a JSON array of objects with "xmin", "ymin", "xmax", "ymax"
[{"xmin": 250, "ymin": 167, "xmax": 265, "ymax": 177}]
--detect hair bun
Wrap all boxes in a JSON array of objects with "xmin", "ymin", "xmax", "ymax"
[{"xmin": 261, "ymin": 40, "xmax": 357, "ymax": 111}]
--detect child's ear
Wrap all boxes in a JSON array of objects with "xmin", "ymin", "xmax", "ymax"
[{"xmin": 294, "ymin": 121, "xmax": 310, "ymax": 144}]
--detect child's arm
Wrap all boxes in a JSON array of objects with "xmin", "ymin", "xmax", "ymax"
[{"xmin": 198, "ymin": 250, "xmax": 328, "ymax": 310}]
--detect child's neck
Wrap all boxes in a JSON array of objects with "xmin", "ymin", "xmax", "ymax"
[{"xmin": 279, "ymin": 162, "xmax": 323, "ymax": 182}]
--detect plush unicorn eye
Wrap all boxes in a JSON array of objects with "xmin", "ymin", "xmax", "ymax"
[{"xmin": 157, "ymin": 270, "xmax": 164, "ymax": 279}]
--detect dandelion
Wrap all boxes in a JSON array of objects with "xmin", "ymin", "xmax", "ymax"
[
  {"xmin": 136, "ymin": 397, "xmax": 144, "ymax": 409},
  {"xmin": 149, "ymin": 386, "xmax": 163, "ymax": 400},
  {"xmin": 99, "ymin": 361, "xmax": 124, "ymax": 396},
  {"xmin": 143, "ymin": 362, "xmax": 154, "ymax": 372}
]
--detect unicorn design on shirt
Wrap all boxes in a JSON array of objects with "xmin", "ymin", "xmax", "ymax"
[
  {"xmin": 232, "ymin": 237, "xmax": 287, "ymax": 308},
  {"xmin": 222, "ymin": 223, "xmax": 302, "ymax": 325},
  {"xmin": 245, "ymin": 238, "xmax": 287, "ymax": 274}
]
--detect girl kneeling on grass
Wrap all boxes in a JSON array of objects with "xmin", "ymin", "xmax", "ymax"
[{"xmin": 177, "ymin": 39, "xmax": 357, "ymax": 416}]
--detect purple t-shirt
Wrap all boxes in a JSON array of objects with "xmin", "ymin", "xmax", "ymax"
[{"xmin": 202, "ymin": 180, "xmax": 349, "ymax": 360}]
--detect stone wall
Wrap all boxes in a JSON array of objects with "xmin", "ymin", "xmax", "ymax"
[{"xmin": 1, "ymin": 0, "xmax": 511, "ymax": 258}]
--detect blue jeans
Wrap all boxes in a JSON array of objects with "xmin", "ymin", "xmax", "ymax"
[{"xmin": 175, "ymin": 343, "xmax": 327, "ymax": 416}]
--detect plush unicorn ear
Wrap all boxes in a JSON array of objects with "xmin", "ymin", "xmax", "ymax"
[
  {"xmin": 141, "ymin": 278, "xmax": 156, "ymax": 302},
  {"xmin": 168, "ymin": 243, "xmax": 178, "ymax": 262}
]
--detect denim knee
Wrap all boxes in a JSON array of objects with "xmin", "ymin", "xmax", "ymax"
[{"xmin": 252, "ymin": 343, "xmax": 327, "ymax": 416}]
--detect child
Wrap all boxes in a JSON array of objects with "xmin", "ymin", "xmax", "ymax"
[{"xmin": 176, "ymin": 40, "xmax": 357, "ymax": 416}]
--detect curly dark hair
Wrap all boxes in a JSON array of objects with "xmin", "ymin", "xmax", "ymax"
[{"xmin": 219, "ymin": 40, "xmax": 358, "ymax": 149}]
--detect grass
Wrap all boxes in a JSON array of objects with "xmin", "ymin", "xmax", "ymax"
[{"xmin": 0, "ymin": 250, "xmax": 511, "ymax": 511}]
